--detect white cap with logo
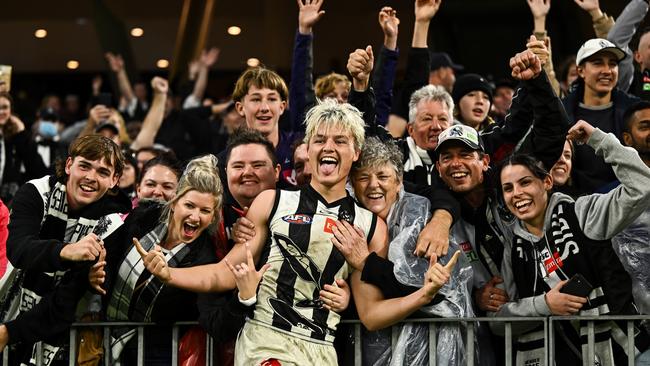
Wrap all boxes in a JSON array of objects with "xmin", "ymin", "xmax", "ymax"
[
  {"xmin": 576, "ymin": 38, "xmax": 625, "ymax": 65},
  {"xmin": 435, "ymin": 124, "xmax": 484, "ymax": 153}
]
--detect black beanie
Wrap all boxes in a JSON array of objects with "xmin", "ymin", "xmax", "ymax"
[{"xmin": 451, "ymin": 74, "xmax": 493, "ymax": 104}]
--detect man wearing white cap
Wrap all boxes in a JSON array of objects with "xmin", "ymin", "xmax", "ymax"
[{"xmin": 562, "ymin": 38, "xmax": 640, "ymax": 194}]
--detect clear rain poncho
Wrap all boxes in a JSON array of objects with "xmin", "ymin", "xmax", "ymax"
[
  {"xmin": 362, "ymin": 190, "xmax": 475, "ymax": 366},
  {"xmin": 612, "ymin": 209, "xmax": 650, "ymax": 314}
]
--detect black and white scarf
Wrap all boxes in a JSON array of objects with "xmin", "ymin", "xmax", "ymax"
[
  {"xmin": 0, "ymin": 175, "xmax": 124, "ymax": 366},
  {"xmin": 107, "ymin": 221, "xmax": 192, "ymax": 362},
  {"xmin": 403, "ymin": 136, "xmax": 437, "ymax": 186},
  {"xmin": 511, "ymin": 198, "xmax": 648, "ymax": 365}
]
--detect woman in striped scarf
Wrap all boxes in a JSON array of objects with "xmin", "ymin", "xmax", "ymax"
[
  {"xmin": 496, "ymin": 121, "xmax": 650, "ymax": 365},
  {"xmin": 91, "ymin": 154, "xmax": 227, "ymax": 365}
]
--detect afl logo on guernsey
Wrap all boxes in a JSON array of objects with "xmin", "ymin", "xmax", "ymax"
[{"xmin": 281, "ymin": 214, "xmax": 312, "ymax": 224}]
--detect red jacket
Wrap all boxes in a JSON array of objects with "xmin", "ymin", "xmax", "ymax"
[{"xmin": 0, "ymin": 199, "xmax": 10, "ymax": 278}]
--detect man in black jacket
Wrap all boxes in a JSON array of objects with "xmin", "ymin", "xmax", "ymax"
[{"xmin": 0, "ymin": 135, "xmax": 130, "ymax": 365}]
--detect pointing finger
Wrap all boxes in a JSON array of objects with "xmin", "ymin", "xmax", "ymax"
[
  {"xmin": 444, "ymin": 250, "xmax": 461, "ymax": 270},
  {"xmin": 133, "ymin": 238, "xmax": 148, "ymax": 257},
  {"xmin": 246, "ymin": 242, "xmax": 255, "ymax": 267}
]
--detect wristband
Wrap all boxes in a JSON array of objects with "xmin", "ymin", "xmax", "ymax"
[{"xmin": 238, "ymin": 293, "xmax": 257, "ymax": 306}]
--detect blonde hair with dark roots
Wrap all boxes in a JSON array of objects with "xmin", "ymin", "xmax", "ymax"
[
  {"xmin": 232, "ymin": 67, "xmax": 288, "ymax": 102},
  {"xmin": 314, "ymin": 73, "xmax": 351, "ymax": 100},
  {"xmin": 303, "ymin": 99, "xmax": 366, "ymax": 150},
  {"xmin": 162, "ymin": 154, "xmax": 223, "ymax": 232}
]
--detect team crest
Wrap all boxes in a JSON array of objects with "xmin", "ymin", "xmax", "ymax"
[{"xmin": 449, "ymin": 126, "xmax": 464, "ymax": 137}]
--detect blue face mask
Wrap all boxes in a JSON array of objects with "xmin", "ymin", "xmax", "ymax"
[{"xmin": 38, "ymin": 121, "xmax": 58, "ymax": 138}]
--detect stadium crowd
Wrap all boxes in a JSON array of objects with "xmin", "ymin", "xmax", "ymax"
[{"xmin": 1, "ymin": 0, "xmax": 650, "ymax": 365}]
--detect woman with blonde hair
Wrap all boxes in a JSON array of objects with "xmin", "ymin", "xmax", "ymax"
[
  {"xmin": 91, "ymin": 154, "xmax": 225, "ymax": 365},
  {"xmin": 315, "ymin": 72, "xmax": 351, "ymax": 104}
]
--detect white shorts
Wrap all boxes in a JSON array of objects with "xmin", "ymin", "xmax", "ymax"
[{"xmin": 234, "ymin": 321, "xmax": 338, "ymax": 366}]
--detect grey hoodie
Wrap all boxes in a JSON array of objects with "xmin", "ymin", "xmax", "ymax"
[{"xmin": 490, "ymin": 128, "xmax": 650, "ymax": 336}]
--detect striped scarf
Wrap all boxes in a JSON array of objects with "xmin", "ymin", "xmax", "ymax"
[
  {"xmin": 511, "ymin": 198, "xmax": 648, "ymax": 365},
  {"xmin": 107, "ymin": 222, "xmax": 192, "ymax": 362},
  {"xmin": 0, "ymin": 175, "xmax": 124, "ymax": 366}
]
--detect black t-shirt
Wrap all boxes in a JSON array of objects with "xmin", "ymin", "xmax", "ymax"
[{"xmin": 572, "ymin": 103, "xmax": 618, "ymax": 193}]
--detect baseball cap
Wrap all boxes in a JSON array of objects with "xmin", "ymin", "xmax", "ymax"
[
  {"xmin": 575, "ymin": 38, "xmax": 625, "ymax": 65},
  {"xmin": 435, "ymin": 124, "xmax": 484, "ymax": 153},
  {"xmin": 495, "ymin": 78, "xmax": 517, "ymax": 91},
  {"xmin": 430, "ymin": 52, "xmax": 464, "ymax": 72},
  {"xmin": 95, "ymin": 121, "xmax": 119, "ymax": 135}
]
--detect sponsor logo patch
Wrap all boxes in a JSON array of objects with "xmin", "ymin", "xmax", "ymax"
[
  {"xmin": 543, "ymin": 251, "xmax": 563, "ymax": 274},
  {"xmin": 459, "ymin": 241, "xmax": 479, "ymax": 262},
  {"xmin": 281, "ymin": 214, "xmax": 312, "ymax": 224},
  {"xmin": 324, "ymin": 217, "xmax": 337, "ymax": 233}
]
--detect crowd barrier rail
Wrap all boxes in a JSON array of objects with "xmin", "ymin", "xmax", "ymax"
[{"xmin": 2, "ymin": 315, "xmax": 648, "ymax": 366}]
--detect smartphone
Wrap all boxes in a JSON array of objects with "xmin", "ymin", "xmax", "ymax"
[{"xmin": 560, "ymin": 274, "xmax": 593, "ymax": 297}]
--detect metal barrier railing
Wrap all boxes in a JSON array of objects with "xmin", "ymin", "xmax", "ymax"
[
  {"xmin": 341, "ymin": 316, "xmax": 547, "ymax": 366},
  {"xmin": 1, "ymin": 315, "xmax": 648, "ymax": 366},
  {"xmin": 548, "ymin": 315, "xmax": 650, "ymax": 366},
  {"xmin": 1, "ymin": 321, "xmax": 213, "ymax": 366}
]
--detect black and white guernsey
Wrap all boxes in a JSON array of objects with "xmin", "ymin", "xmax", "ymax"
[{"xmin": 250, "ymin": 185, "xmax": 376, "ymax": 344}]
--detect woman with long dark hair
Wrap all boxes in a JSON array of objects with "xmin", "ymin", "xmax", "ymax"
[{"xmin": 496, "ymin": 120, "xmax": 650, "ymax": 365}]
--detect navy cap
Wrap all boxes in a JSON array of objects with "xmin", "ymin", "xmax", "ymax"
[{"xmin": 430, "ymin": 52, "xmax": 464, "ymax": 72}]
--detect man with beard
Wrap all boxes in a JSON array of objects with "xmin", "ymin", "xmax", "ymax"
[{"xmin": 623, "ymin": 101, "xmax": 650, "ymax": 165}]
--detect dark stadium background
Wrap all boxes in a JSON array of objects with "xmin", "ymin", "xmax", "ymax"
[{"xmin": 2, "ymin": 0, "xmax": 647, "ymax": 124}]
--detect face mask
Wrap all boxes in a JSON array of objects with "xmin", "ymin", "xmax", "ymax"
[{"xmin": 38, "ymin": 121, "xmax": 58, "ymax": 139}]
